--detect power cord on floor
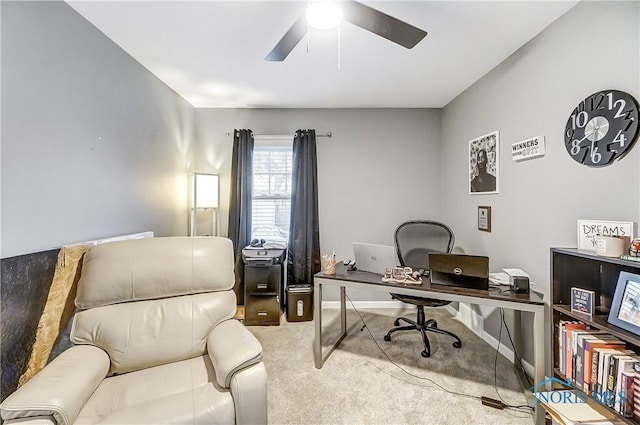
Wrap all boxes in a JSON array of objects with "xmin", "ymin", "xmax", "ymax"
[
  {"xmin": 493, "ymin": 308, "xmax": 534, "ymax": 414},
  {"xmin": 345, "ymin": 294, "xmax": 482, "ymax": 403},
  {"xmin": 500, "ymin": 308, "xmax": 534, "ymax": 387},
  {"xmin": 344, "ymin": 294, "xmax": 531, "ymax": 415}
]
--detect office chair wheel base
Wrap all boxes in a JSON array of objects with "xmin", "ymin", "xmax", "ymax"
[
  {"xmin": 453, "ymin": 341, "xmax": 462, "ymax": 349},
  {"xmin": 427, "ymin": 320, "xmax": 438, "ymax": 328},
  {"xmin": 384, "ymin": 334, "xmax": 392, "ymax": 342},
  {"xmin": 421, "ymin": 350, "xmax": 430, "ymax": 358},
  {"xmin": 393, "ymin": 319, "xmax": 401, "ymax": 326}
]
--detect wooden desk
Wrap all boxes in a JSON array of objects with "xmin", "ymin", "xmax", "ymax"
[{"xmin": 313, "ymin": 264, "xmax": 545, "ymax": 425}]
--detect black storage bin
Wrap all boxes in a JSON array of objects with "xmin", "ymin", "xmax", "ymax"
[{"xmin": 286, "ymin": 285, "xmax": 313, "ymax": 322}]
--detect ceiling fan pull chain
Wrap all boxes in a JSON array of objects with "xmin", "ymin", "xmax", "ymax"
[
  {"xmin": 337, "ymin": 24, "xmax": 341, "ymax": 71},
  {"xmin": 306, "ymin": 0, "xmax": 311, "ymax": 54}
]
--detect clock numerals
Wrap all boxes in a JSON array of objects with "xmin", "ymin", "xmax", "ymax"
[
  {"xmin": 567, "ymin": 139, "xmax": 608, "ymax": 165},
  {"xmin": 588, "ymin": 144, "xmax": 615, "ymax": 165},
  {"xmin": 589, "ymin": 145, "xmax": 602, "ymax": 164},
  {"xmin": 590, "ymin": 93, "xmax": 606, "ymax": 111},
  {"xmin": 610, "ymin": 130, "xmax": 628, "ymax": 151},
  {"xmin": 569, "ymin": 139, "xmax": 584, "ymax": 155},
  {"xmin": 574, "ymin": 141, "xmax": 615, "ymax": 166},
  {"xmin": 566, "ymin": 127, "xmax": 574, "ymax": 140},
  {"xmin": 570, "ymin": 111, "xmax": 589, "ymax": 129},
  {"xmin": 607, "ymin": 93, "xmax": 627, "ymax": 119},
  {"xmin": 567, "ymin": 140, "xmax": 588, "ymax": 163}
]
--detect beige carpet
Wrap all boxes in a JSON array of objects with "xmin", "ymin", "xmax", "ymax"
[{"xmin": 248, "ymin": 306, "xmax": 534, "ymax": 425}]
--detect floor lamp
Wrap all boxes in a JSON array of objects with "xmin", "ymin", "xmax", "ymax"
[{"xmin": 190, "ymin": 173, "xmax": 219, "ymax": 236}]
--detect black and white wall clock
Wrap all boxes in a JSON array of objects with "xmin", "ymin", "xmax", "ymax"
[{"xmin": 564, "ymin": 89, "xmax": 640, "ymax": 167}]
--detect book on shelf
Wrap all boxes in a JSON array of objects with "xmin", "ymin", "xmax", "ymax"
[
  {"xmin": 561, "ymin": 322, "xmax": 588, "ymax": 377},
  {"xmin": 594, "ymin": 348, "xmax": 632, "ymax": 398},
  {"xmin": 620, "ymin": 255, "xmax": 640, "ymax": 263},
  {"xmin": 605, "ymin": 354, "xmax": 638, "ymax": 410},
  {"xmin": 559, "ymin": 320, "xmax": 567, "ymax": 374},
  {"xmin": 615, "ymin": 356, "xmax": 639, "ymax": 414},
  {"xmin": 555, "ymin": 321, "xmax": 640, "ymax": 419},
  {"xmin": 559, "ymin": 320, "xmax": 580, "ymax": 374},
  {"xmin": 620, "ymin": 370, "xmax": 634, "ymax": 417},
  {"xmin": 582, "ymin": 336, "xmax": 625, "ymax": 394},
  {"xmin": 575, "ymin": 332, "xmax": 600, "ymax": 388},
  {"xmin": 572, "ymin": 330, "xmax": 594, "ymax": 383},
  {"xmin": 633, "ymin": 364, "xmax": 640, "ymax": 420},
  {"xmin": 634, "ymin": 394, "xmax": 640, "ymax": 421},
  {"xmin": 591, "ymin": 347, "xmax": 608, "ymax": 395}
]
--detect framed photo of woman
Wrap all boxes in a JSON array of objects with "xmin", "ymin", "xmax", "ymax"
[{"xmin": 469, "ymin": 131, "xmax": 499, "ymax": 194}]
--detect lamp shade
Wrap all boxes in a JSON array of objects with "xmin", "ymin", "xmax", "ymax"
[{"xmin": 193, "ymin": 173, "xmax": 219, "ymax": 209}]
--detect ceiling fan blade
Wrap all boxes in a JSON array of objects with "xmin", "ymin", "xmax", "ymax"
[
  {"xmin": 266, "ymin": 13, "xmax": 308, "ymax": 61},
  {"xmin": 342, "ymin": 0, "xmax": 427, "ymax": 49}
]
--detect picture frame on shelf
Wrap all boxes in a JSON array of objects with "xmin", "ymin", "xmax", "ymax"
[
  {"xmin": 570, "ymin": 287, "xmax": 595, "ymax": 316},
  {"xmin": 608, "ymin": 271, "xmax": 640, "ymax": 336},
  {"xmin": 478, "ymin": 206, "xmax": 491, "ymax": 232}
]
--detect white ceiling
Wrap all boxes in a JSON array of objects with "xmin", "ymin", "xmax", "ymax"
[{"xmin": 66, "ymin": 0, "xmax": 578, "ymax": 109}]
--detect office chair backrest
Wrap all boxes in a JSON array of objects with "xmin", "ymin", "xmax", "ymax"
[{"xmin": 394, "ymin": 221, "xmax": 455, "ymax": 270}]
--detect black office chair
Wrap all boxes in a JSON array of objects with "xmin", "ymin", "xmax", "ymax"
[{"xmin": 383, "ymin": 220, "xmax": 462, "ymax": 358}]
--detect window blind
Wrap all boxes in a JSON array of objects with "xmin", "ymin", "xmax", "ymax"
[{"xmin": 252, "ymin": 145, "xmax": 292, "ymax": 241}]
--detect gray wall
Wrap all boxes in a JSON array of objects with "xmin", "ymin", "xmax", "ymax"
[
  {"xmin": 1, "ymin": 1, "xmax": 194, "ymax": 258},
  {"xmin": 440, "ymin": 0, "xmax": 640, "ymax": 366},
  {"xmin": 194, "ymin": 108, "xmax": 442, "ymax": 300}
]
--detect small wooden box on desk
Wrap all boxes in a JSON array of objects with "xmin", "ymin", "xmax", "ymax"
[{"xmin": 551, "ymin": 248, "xmax": 640, "ymax": 425}]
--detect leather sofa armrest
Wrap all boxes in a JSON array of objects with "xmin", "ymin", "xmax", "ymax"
[
  {"xmin": 207, "ymin": 319, "xmax": 263, "ymax": 388},
  {"xmin": 230, "ymin": 362, "xmax": 268, "ymax": 425},
  {"xmin": 1, "ymin": 345, "xmax": 109, "ymax": 425}
]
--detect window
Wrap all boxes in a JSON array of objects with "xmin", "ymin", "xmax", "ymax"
[{"xmin": 252, "ymin": 140, "xmax": 292, "ymax": 242}]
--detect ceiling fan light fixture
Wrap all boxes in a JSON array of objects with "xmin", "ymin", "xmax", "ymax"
[{"xmin": 306, "ymin": 1, "xmax": 343, "ymax": 30}]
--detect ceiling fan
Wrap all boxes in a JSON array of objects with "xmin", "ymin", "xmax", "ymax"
[{"xmin": 265, "ymin": 0, "xmax": 428, "ymax": 62}]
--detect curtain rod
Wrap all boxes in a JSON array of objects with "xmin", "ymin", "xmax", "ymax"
[{"xmin": 225, "ymin": 132, "xmax": 332, "ymax": 138}]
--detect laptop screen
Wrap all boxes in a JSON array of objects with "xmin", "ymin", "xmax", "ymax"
[
  {"xmin": 352, "ymin": 242, "xmax": 398, "ymax": 275},
  {"xmin": 428, "ymin": 253, "xmax": 489, "ymax": 291}
]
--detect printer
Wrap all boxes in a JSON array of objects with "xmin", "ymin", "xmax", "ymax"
[{"xmin": 241, "ymin": 248, "xmax": 286, "ymax": 267}]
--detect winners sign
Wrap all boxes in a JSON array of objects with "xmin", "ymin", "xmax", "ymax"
[{"xmin": 512, "ymin": 136, "xmax": 545, "ymax": 161}]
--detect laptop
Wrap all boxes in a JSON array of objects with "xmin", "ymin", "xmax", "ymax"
[
  {"xmin": 352, "ymin": 242, "xmax": 398, "ymax": 275},
  {"xmin": 428, "ymin": 253, "xmax": 489, "ymax": 291}
]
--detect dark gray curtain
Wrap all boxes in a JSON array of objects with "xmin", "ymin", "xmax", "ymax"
[
  {"xmin": 287, "ymin": 129, "xmax": 321, "ymax": 285},
  {"xmin": 228, "ymin": 129, "xmax": 254, "ymax": 304}
]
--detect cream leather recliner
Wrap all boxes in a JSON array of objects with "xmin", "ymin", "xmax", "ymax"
[{"xmin": 1, "ymin": 237, "xmax": 267, "ymax": 425}]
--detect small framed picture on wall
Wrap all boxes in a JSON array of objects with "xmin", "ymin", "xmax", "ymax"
[
  {"xmin": 478, "ymin": 206, "xmax": 491, "ymax": 232},
  {"xmin": 469, "ymin": 131, "xmax": 499, "ymax": 194}
]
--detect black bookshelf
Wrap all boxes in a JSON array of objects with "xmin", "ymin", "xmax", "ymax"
[{"xmin": 551, "ymin": 248, "xmax": 640, "ymax": 425}]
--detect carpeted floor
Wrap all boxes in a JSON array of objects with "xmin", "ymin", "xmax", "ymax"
[{"xmin": 248, "ymin": 306, "xmax": 534, "ymax": 425}]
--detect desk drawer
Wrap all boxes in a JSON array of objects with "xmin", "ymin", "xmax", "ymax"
[
  {"xmin": 245, "ymin": 295, "xmax": 280, "ymax": 326},
  {"xmin": 245, "ymin": 265, "xmax": 281, "ymax": 294}
]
